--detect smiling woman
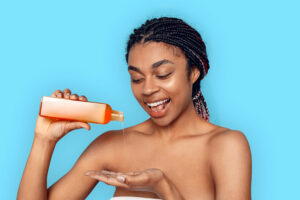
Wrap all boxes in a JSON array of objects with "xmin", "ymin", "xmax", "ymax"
[
  {"xmin": 126, "ymin": 17, "xmax": 210, "ymax": 122},
  {"xmin": 17, "ymin": 17, "xmax": 252, "ymax": 200}
]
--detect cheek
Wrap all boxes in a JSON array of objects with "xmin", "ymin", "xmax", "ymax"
[{"xmin": 163, "ymin": 74, "xmax": 191, "ymax": 99}]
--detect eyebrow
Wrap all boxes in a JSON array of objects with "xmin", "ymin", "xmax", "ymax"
[{"xmin": 128, "ymin": 59, "xmax": 174, "ymax": 73}]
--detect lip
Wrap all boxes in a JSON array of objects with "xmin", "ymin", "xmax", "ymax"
[{"xmin": 145, "ymin": 99, "xmax": 171, "ymax": 118}]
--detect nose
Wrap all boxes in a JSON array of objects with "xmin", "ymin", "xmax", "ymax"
[{"xmin": 142, "ymin": 77, "xmax": 159, "ymax": 96}]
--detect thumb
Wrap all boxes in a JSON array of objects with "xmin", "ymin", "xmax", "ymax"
[{"xmin": 66, "ymin": 121, "xmax": 91, "ymax": 131}]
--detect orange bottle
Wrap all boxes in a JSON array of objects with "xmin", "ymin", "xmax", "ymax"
[{"xmin": 39, "ymin": 96, "xmax": 124, "ymax": 124}]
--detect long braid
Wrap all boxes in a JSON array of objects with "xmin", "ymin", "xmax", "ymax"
[{"xmin": 125, "ymin": 17, "xmax": 210, "ymax": 121}]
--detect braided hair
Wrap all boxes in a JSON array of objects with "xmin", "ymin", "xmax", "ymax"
[{"xmin": 125, "ymin": 17, "xmax": 210, "ymax": 121}]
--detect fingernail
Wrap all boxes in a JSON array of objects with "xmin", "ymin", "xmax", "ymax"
[{"xmin": 117, "ymin": 176, "xmax": 125, "ymax": 183}]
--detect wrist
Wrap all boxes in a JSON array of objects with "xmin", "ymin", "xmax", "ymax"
[{"xmin": 34, "ymin": 133, "xmax": 58, "ymax": 146}]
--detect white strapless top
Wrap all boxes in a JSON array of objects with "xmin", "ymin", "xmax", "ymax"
[{"xmin": 110, "ymin": 197, "xmax": 161, "ymax": 200}]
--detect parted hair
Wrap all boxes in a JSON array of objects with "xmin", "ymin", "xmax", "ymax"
[{"xmin": 125, "ymin": 17, "xmax": 210, "ymax": 121}]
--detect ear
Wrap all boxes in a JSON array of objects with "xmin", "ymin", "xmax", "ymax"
[{"xmin": 190, "ymin": 66, "xmax": 200, "ymax": 84}]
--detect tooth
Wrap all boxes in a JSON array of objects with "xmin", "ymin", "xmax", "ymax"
[{"xmin": 147, "ymin": 98, "xmax": 169, "ymax": 107}]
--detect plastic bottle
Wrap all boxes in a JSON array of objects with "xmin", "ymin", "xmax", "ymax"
[{"xmin": 39, "ymin": 96, "xmax": 124, "ymax": 124}]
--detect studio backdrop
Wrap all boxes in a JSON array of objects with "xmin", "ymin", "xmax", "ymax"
[{"xmin": 0, "ymin": 0, "xmax": 299, "ymax": 199}]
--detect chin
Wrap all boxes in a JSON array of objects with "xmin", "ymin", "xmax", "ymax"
[{"xmin": 150, "ymin": 116, "xmax": 173, "ymax": 127}]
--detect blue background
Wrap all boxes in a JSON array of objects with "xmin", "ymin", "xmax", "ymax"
[{"xmin": 0, "ymin": 0, "xmax": 299, "ymax": 199}]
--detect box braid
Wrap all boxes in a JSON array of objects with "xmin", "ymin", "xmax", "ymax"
[{"xmin": 125, "ymin": 17, "xmax": 210, "ymax": 121}]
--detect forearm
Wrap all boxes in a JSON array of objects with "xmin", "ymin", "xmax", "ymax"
[
  {"xmin": 17, "ymin": 135, "xmax": 57, "ymax": 200},
  {"xmin": 156, "ymin": 176, "xmax": 185, "ymax": 200}
]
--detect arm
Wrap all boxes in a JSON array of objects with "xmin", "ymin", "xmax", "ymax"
[
  {"xmin": 209, "ymin": 130, "xmax": 252, "ymax": 200},
  {"xmin": 17, "ymin": 135, "xmax": 56, "ymax": 200},
  {"xmin": 17, "ymin": 130, "xmax": 113, "ymax": 200},
  {"xmin": 85, "ymin": 168, "xmax": 185, "ymax": 200},
  {"xmin": 47, "ymin": 132, "xmax": 113, "ymax": 199},
  {"xmin": 17, "ymin": 88, "xmax": 114, "ymax": 200}
]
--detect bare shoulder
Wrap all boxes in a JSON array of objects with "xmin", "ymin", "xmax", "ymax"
[
  {"xmin": 92, "ymin": 129, "xmax": 123, "ymax": 146},
  {"xmin": 88, "ymin": 121, "xmax": 147, "ymax": 162},
  {"xmin": 78, "ymin": 129, "xmax": 125, "ymax": 169},
  {"xmin": 91, "ymin": 128, "xmax": 128, "ymax": 150},
  {"xmin": 208, "ymin": 129, "xmax": 251, "ymax": 151},
  {"xmin": 89, "ymin": 118, "xmax": 148, "ymax": 151},
  {"xmin": 208, "ymin": 129, "xmax": 252, "ymax": 189},
  {"xmin": 87, "ymin": 122, "xmax": 149, "ymax": 171},
  {"xmin": 207, "ymin": 129, "xmax": 252, "ymax": 162},
  {"xmin": 207, "ymin": 129, "xmax": 252, "ymax": 199}
]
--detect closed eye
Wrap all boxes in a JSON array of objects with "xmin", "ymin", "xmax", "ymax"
[
  {"xmin": 157, "ymin": 72, "xmax": 172, "ymax": 79},
  {"xmin": 131, "ymin": 78, "xmax": 143, "ymax": 83}
]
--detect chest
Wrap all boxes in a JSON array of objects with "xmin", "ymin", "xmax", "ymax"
[{"xmin": 110, "ymin": 139, "xmax": 215, "ymax": 199}]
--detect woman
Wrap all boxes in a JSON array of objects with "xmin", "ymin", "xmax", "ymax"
[{"xmin": 18, "ymin": 17, "xmax": 252, "ymax": 200}]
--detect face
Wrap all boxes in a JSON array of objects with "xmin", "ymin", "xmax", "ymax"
[{"xmin": 127, "ymin": 41, "xmax": 200, "ymax": 126}]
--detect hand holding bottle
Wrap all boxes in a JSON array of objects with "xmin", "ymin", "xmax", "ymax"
[{"xmin": 34, "ymin": 88, "xmax": 91, "ymax": 143}]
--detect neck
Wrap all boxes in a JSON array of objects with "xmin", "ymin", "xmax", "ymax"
[{"xmin": 148, "ymin": 100, "xmax": 209, "ymax": 142}]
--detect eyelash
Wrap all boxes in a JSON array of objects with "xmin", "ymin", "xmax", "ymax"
[
  {"xmin": 131, "ymin": 79, "xmax": 143, "ymax": 83},
  {"xmin": 131, "ymin": 73, "xmax": 172, "ymax": 83},
  {"xmin": 157, "ymin": 73, "xmax": 172, "ymax": 79}
]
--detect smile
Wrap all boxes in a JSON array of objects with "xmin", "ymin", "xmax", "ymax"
[
  {"xmin": 146, "ymin": 98, "xmax": 170, "ymax": 108},
  {"xmin": 144, "ymin": 98, "xmax": 171, "ymax": 117}
]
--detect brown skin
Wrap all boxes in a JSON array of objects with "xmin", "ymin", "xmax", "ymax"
[{"xmin": 17, "ymin": 42, "xmax": 252, "ymax": 200}]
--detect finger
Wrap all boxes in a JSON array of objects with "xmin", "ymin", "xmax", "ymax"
[
  {"xmin": 63, "ymin": 88, "xmax": 71, "ymax": 99},
  {"xmin": 85, "ymin": 170, "xmax": 115, "ymax": 177},
  {"xmin": 125, "ymin": 171, "xmax": 140, "ymax": 176},
  {"xmin": 79, "ymin": 95, "xmax": 88, "ymax": 102},
  {"xmin": 66, "ymin": 121, "xmax": 91, "ymax": 131},
  {"xmin": 70, "ymin": 94, "xmax": 79, "ymax": 100},
  {"xmin": 87, "ymin": 172, "xmax": 130, "ymax": 189},
  {"xmin": 57, "ymin": 91, "xmax": 63, "ymax": 98},
  {"xmin": 51, "ymin": 89, "xmax": 62, "ymax": 98},
  {"xmin": 123, "ymin": 172, "xmax": 150, "ymax": 186},
  {"xmin": 101, "ymin": 170, "xmax": 138, "ymax": 177},
  {"xmin": 86, "ymin": 171, "xmax": 126, "ymax": 183},
  {"xmin": 100, "ymin": 170, "xmax": 116, "ymax": 175},
  {"xmin": 100, "ymin": 170, "xmax": 124, "ymax": 175}
]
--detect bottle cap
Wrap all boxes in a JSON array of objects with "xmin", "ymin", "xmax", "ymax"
[{"xmin": 111, "ymin": 110, "xmax": 124, "ymax": 122}]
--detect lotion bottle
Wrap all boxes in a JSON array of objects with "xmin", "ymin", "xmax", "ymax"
[{"xmin": 39, "ymin": 96, "xmax": 124, "ymax": 124}]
